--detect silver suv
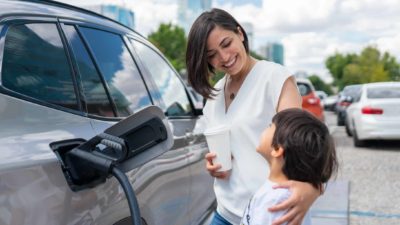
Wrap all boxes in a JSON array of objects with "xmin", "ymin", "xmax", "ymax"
[{"xmin": 0, "ymin": 1, "xmax": 214, "ymax": 224}]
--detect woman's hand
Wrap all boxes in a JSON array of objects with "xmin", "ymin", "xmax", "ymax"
[
  {"xmin": 205, "ymin": 152, "xmax": 230, "ymax": 179},
  {"xmin": 268, "ymin": 180, "xmax": 320, "ymax": 225}
]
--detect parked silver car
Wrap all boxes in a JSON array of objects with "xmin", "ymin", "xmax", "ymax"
[
  {"xmin": 0, "ymin": 1, "xmax": 214, "ymax": 224},
  {"xmin": 336, "ymin": 84, "xmax": 362, "ymax": 126},
  {"xmin": 346, "ymin": 82, "xmax": 400, "ymax": 147}
]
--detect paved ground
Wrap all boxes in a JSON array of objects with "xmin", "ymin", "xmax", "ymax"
[
  {"xmin": 313, "ymin": 111, "xmax": 400, "ymax": 225},
  {"xmin": 310, "ymin": 180, "xmax": 349, "ymax": 225}
]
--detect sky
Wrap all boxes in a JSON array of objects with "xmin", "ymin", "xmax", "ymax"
[{"xmin": 57, "ymin": 0, "xmax": 400, "ymax": 83}]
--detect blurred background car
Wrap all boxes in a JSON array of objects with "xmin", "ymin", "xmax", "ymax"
[
  {"xmin": 346, "ymin": 82, "xmax": 400, "ymax": 147},
  {"xmin": 316, "ymin": 90, "xmax": 328, "ymax": 101},
  {"xmin": 323, "ymin": 95, "xmax": 339, "ymax": 112},
  {"xmin": 296, "ymin": 78, "xmax": 325, "ymax": 121},
  {"xmin": 336, "ymin": 84, "xmax": 362, "ymax": 126},
  {"xmin": 316, "ymin": 90, "xmax": 328, "ymax": 108}
]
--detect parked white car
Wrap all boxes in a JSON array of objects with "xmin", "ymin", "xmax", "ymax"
[{"xmin": 346, "ymin": 82, "xmax": 400, "ymax": 147}]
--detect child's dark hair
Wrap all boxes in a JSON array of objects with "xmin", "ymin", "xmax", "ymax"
[{"xmin": 271, "ymin": 108, "xmax": 338, "ymax": 189}]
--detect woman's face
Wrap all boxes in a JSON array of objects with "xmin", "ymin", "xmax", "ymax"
[{"xmin": 206, "ymin": 25, "xmax": 248, "ymax": 76}]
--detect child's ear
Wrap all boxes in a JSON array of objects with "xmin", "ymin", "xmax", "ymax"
[{"xmin": 271, "ymin": 146, "xmax": 284, "ymax": 158}]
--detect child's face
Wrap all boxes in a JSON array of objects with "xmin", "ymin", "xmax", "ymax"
[{"xmin": 256, "ymin": 123, "xmax": 276, "ymax": 162}]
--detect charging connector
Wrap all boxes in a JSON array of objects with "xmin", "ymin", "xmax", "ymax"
[{"xmin": 51, "ymin": 105, "xmax": 173, "ymax": 225}]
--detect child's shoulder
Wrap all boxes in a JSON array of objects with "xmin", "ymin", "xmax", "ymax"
[
  {"xmin": 253, "ymin": 182, "xmax": 291, "ymax": 206},
  {"xmin": 241, "ymin": 184, "xmax": 291, "ymax": 225},
  {"xmin": 269, "ymin": 187, "xmax": 291, "ymax": 204}
]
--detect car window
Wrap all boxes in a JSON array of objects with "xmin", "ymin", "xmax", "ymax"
[
  {"xmin": 2, "ymin": 23, "xmax": 79, "ymax": 110},
  {"xmin": 367, "ymin": 86, "xmax": 400, "ymax": 99},
  {"xmin": 342, "ymin": 85, "xmax": 361, "ymax": 98},
  {"xmin": 131, "ymin": 40, "xmax": 193, "ymax": 117},
  {"xmin": 79, "ymin": 27, "xmax": 152, "ymax": 117},
  {"xmin": 63, "ymin": 25, "xmax": 115, "ymax": 117},
  {"xmin": 352, "ymin": 92, "xmax": 360, "ymax": 102},
  {"xmin": 297, "ymin": 82, "xmax": 312, "ymax": 96}
]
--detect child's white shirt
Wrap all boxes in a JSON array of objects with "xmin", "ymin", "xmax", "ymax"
[{"xmin": 241, "ymin": 179, "xmax": 312, "ymax": 225}]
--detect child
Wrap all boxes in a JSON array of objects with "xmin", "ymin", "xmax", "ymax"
[{"xmin": 241, "ymin": 108, "xmax": 338, "ymax": 225}]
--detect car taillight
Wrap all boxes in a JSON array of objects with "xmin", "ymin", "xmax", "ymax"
[
  {"xmin": 339, "ymin": 101, "xmax": 351, "ymax": 107},
  {"xmin": 361, "ymin": 106, "xmax": 383, "ymax": 115},
  {"xmin": 307, "ymin": 97, "xmax": 320, "ymax": 105}
]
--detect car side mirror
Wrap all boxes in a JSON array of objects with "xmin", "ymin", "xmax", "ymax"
[
  {"xmin": 344, "ymin": 96, "xmax": 353, "ymax": 103},
  {"xmin": 193, "ymin": 104, "xmax": 204, "ymax": 116},
  {"xmin": 185, "ymin": 87, "xmax": 204, "ymax": 116}
]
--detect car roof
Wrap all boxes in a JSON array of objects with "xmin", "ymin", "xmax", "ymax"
[
  {"xmin": 342, "ymin": 84, "xmax": 362, "ymax": 94},
  {"xmin": 343, "ymin": 84, "xmax": 362, "ymax": 89},
  {"xmin": 0, "ymin": 0, "xmax": 144, "ymax": 40},
  {"xmin": 295, "ymin": 77, "xmax": 312, "ymax": 85},
  {"xmin": 363, "ymin": 81, "xmax": 400, "ymax": 88}
]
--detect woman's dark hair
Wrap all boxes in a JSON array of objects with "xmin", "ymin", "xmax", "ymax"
[
  {"xmin": 271, "ymin": 108, "xmax": 338, "ymax": 189},
  {"xmin": 186, "ymin": 8, "xmax": 249, "ymax": 99}
]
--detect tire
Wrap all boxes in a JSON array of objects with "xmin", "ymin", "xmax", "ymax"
[
  {"xmin": 337, "ymin": 114, "xmax": 345, "ymax": 126},
  {"xmin": 353, "ymin": 129, "xmax": 366, "ymax": 147},
  {"xmin": 345, "ymin": 121, "xmax": 352, "ymax": 137}
]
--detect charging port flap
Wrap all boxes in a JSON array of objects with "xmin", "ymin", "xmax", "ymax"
[{"xmin": 51, "ymin": 106, "xmax": 173, "ymax": 191}]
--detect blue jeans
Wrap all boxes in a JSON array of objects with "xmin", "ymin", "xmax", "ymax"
[{"xmin": 210, "ymin": 211, "xmax": 232, "ymax": 225}]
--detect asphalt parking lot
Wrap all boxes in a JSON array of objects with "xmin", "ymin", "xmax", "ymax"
[{"xmin": 316, "ymin": 111, "xmax": 400, "ymax": 225}]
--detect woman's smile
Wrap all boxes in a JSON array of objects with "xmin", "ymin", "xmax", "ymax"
[{"xmin": 223, "ymin": 56, "xmax": 237, "ymax": 69}]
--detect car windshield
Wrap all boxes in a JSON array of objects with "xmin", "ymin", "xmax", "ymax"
[
  {"xmin": 367, "ymin": 86, "xmax": 400, "ymax": 99},
  {"xmin": 297, "ymin": 82, "xmax": 312, "ymax": 96},
  {"xmin": 342, "ymin": 85, "xmax": 361, "ymax": 98}
]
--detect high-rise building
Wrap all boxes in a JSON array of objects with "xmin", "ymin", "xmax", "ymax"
[
  {"xmin": 85, "ymin": 5, "xmax": 135, "ymax": 29},
  {"xmin": 216, "ymin": 0, "xmax": 262, "ymax": 7},
  {"xmin": 178, "ymin": 0, "xmax": 212, "ymax": 34},
  {"xmin": 261, "ymin": 43, "xmax": 284, "ymax": 65}
]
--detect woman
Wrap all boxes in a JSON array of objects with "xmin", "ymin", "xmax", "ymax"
[{"xmin": 186, "ymin": 8, "xmax": 320, "ymax": 225}]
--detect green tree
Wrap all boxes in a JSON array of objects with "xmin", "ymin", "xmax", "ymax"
[
  {"xmin": 148, "ymin": 23, "xmax": 187, "ymax": 72},
  {"xmin": 357, "ymin": 46, "xmax": 389, "ymax": 82},
  {"xmin": 382, "ymin": 52, "xmax": 400, "ymax": 81},
  {"xmin": 325, "ymin": 46, "xmax": 399, "ymax": 90},
  {"xmin": 342, "ymin": 63, "xmax": 364, "ymax": 85},
  {"xmin": 325, "ymin": 52, "xmax": 357, "ymax": 89},
  {"xmin": 308, "ymin": 75, "xmax": 333, "ymax": 95}
]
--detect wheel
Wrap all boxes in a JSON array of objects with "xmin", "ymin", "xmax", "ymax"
[
  {"xmin": 353, "ymin": 129, "xmax": 366, "ymax": 147},
  {"xmin": 337, "ymin": 113, "xmax": 345, "ymax": 126}
]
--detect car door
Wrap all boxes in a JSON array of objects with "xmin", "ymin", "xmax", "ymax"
[
  {"xmin": 0, "ymin": 19, "xmax": 101, "ymax": 225},
  {"xmin": 128, "ymin": 39, "xmax": 215, "ymax": 224},
  {"xmin": 61, "ymin": 22, "xmax": 193, "ymax": 225}
]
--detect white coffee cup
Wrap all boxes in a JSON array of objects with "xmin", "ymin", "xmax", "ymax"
[{"xmin": 204, "ymin": 125, "xmax": 231, "ymax": 171}]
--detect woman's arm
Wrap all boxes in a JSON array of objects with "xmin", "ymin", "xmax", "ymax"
[
  {"xmin": 269, "ymin": 181, "xmax": 319, "ymax": 225},
  {"xmin": 271, "ymin": 76, "xmax": 320, "ymax": 225},
  {"xmin": 276, "ymin": 76, "xmax": 302, "ymax": 111}
]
